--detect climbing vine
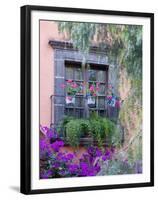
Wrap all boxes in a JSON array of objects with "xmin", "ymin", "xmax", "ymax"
[{"xmin": 57, "ymin": 21, "xmax": 142, "ymax": 163}]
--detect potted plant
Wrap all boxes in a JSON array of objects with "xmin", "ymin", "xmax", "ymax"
[
  {"xmin": 87, "ymin": 83, "xmax": 100, "ymax": 108},
  {"xmin": 61, "ymin": 80, "xmax": 81, "ymax": 105},
  {"xmin": 106, "ymin": 84, "xmax": 121, "ymax": 108},
  {"xmin": 65, "ymin": 119, "xmax": 82, "ymax": 147}
]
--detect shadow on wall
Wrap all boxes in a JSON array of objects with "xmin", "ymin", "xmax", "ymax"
[{"xmin": 9, "ymin": 186, "xmax": 19, "ymax": 193}]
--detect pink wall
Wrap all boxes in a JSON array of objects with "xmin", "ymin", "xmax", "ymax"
[{"xmin": 40, "ymin": 21, "xmax": 64, "ymax": 127}]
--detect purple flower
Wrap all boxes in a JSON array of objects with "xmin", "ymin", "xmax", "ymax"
[
  {"xmin": 82, "ymin": 153, "xmax": 92, "ymax": 162},
  {"xmin": 95, "ymin": 149, "xmax": 102, "ymax": 157},
  {"xmin": 56, "ymin": 152, "xmax": 74, "ymax": 162},
  {"xmin": 94, "ymin": 164, "xmax": 101, "ymax": 173},
  {"xmin": 87, "ymin": 146, "xmax": 95, "ymax": 155},
  {"xmin": 40, "ymin": 139, "xmax": 48, "ymax": 150},
  {"xmin": 79, "ymin": 161, "xmax": 99, "ymax": 176},
  {"xmin": 102, "ymin": 149, "xmax": 112, "ymax": 161},
  {"xmin": 51, "ymin": 140, "xmax": 64, "ymax": 152},
  {"xmin": 79, "ymin": 162, "xmax": 89, "ymax": 176},
  {"xmin": 86, "ymin": 170, "xmax": 95, "ymax": 176},
  {"xmin": 40, "ymin": 125, "xmax": 59, "ymax": 140},
  {"xmin": 68, "ymin": 164, "xmax": 79, "ymax": 174},
  {"xmin": 88, "ymin": 146, "xmax": 102, "ymax": 157},
  {"xmin": 46, "ymin": 129, "xmax": 53, "ymax": 139},
  {"xmin": 40, "ymin": 170, "xmax": 52, "ymax": 179},
  {"xmin": 105, "ymin": 150, "xmax": 111, "ymax": 159},
  {"xmin": 59, "ymin": 169, "xmax": 68, "ymax": 176},
  {"xmin": 50, "ymin": 129, "xmax": 59, "ymax": 139},
  {"xmin": 80, "ymin": 162, "xmax": 88, "ymax": 170},
  {"xmin": 102, "ymin": 155, "xmax": 107, "ymax": 161},
  {"xmin": 111, "ymin": 146, "xmax": 115, "ymax": 153},
  {"xmin": 52, "ymin": 162, "xmax": 60, "ymax": 168},
  {"xmin": 65, "ymin": 153, "xmax": 74, "ymax": 160},
  {"xmin": 56, "ymin": 152, "xmax": 64, "ymax": 160},
  {"xmin": 40, "ymin": 125, "xmax": 48, "ymax": 135}
]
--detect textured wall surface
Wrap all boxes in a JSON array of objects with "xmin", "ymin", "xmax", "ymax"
[{"xmin": 40, "ymin": 21, "xmax": 64, "ymax": 126}]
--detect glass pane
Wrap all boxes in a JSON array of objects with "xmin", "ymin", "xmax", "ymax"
[
  {"xmin": 97, "ymin": 70, "xmax": 105, "ymax": 82},
  {"xmin": 65, "ymin": 108, "xmax": 74, "ymax": 116},
  {"xmin": 65, "ymin": 67, "xmax": 73, "ymax": 80},
  {"xmin": 98, "ymin": 84, "xmax": 105, "ymax": 95},
  {"xmin": 74, "ymin": 68, "xmax": 83, "ymax": 80},
  {"xmin": 88, "ymin": 70, "xmax": 97, "ymax": 81},
  {"xmin": 76, "ymin": 96, "xmax": 84, "ymax": 107},
  {"xmin": 98, "ymin": 97, "xmax": 105, "ymax": 108},
  {"xmin": 79, "ymin": 109, "xmax": 84, "ymax": 118}
]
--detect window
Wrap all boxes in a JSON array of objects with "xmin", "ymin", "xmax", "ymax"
[
  {"xmin": 49, "ymin": 40, "xmax": 110, "ymax": 131},
  {"xmin": 64, "ymin": 61, "xmax": 108, "ymax": 119}
]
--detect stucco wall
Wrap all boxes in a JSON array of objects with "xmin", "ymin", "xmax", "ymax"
[
  {"xmin": 40, "ymin": 21, "xmax": 117, "ymax": 127},
  {"xmin": 40, "ymin": 21, "xmax": 64, "ymax": 127}
]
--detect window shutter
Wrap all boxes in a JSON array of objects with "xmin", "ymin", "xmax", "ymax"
[{"xmin": 53, "ymin": 59, "xmax": 65, "ymax": 128}]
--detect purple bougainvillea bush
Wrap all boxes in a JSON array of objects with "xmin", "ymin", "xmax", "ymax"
[{"xmin": 40, "ymin": 125, "xmax": 142, "ymax": 179}]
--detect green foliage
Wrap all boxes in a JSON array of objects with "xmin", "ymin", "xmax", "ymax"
[
  {"xmin": 89, "ymin": 115, "xmax": 117, "ymax": 147},
  {"xmin": 57, "ymin": 115, "xmax": 75, "ymax": 135},
  {"xmin": 66, "ymin": 119, "xmax": 82, "ymax": 147},
  {"xmin": 61, "ymin": 113, "xmax": 118, "ymax": 147},
  {"xmin": 111, "ymin": 127, "xmax": 122, "ymax": 147},
  {"xmin": 78, "ymin": 119, "xmax": 91, "ymax": 136},
  {"xmin": 66, "ymin": 84, "xmax": 81, "ymax": 96},
  {"xmin": 58, "ymin": 22, "xmax": 142, "ymax": 79},
  {"xmin": 58, "ymin": 22, "xmax": 96, "ymax": 55},
  {"xmin": 64, "ymin": 118, "xmax": 91, "ymax": 147}
]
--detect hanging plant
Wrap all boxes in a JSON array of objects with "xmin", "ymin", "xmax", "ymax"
[
  {"xmin": 106, "ymin": 84, "xmax": 121, "ymax": 108},
  {"xmin": 86, "ymin": 82, "xmax": 100, "ymax": 107},
  {"xmin": 61, "ymin": 80, "xmax": 81, "ymax": 105},
  {"xmin": 87, "ymin": 95, "xmax": 96, "ymax": 107}
]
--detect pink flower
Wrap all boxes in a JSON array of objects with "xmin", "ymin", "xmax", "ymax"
[
  {"xmin": 67, "ymin": 79, "xmax": 73, "ymax": 83},
  {"xmin": 115, "ymin": 100, "xmax": 121, "ymax": 108},
  {"xmin": 96, "ymin": 82, "xmax": 100, "ymax": 87},
  {"xmin": 107, "ymin": 95, "xmax": 112, "ymax": 100},
  {"xmin": 71, "ymin": 83, "xmax": 78, "ymax": 88},
  {"xmin": 89, "ymin": 85, "xmax": 94, "ymax": 91}
]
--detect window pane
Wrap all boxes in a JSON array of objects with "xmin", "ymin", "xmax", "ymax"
[
  {"xmin": 98, "ymin": 97, "xmax": 105, "ymax": 108},
  {"xmin": 98, "ymin": 84, "xmax": 105, "ymax": 95},
  {"xmin": 74, "ymin": 68, "xmax": 83, "ymax": 80},
  {"xmin": 75, "ymin": 109, "xmax": 84, "ymax": 118},
  {"xmin": 76, "ymin": 96, "xmax": 84, "ymax": 107},
  {"xmin": 97, "ymin": 70, "xmax": 105, "ymax": 82},
  {"xmin": 65, "ymin": 67, "xmax": 73, "ymax": 80},
  {"xmin": 65, "ymin": 108, "xmax": 74, "ymax": 116},
  {"xmin": 64, "ymin": 63, "xmax": 108, "ymax": 121},
  {"xmin": 88, "ymin": 70, "xmax": 97, "ymax": 81}
]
